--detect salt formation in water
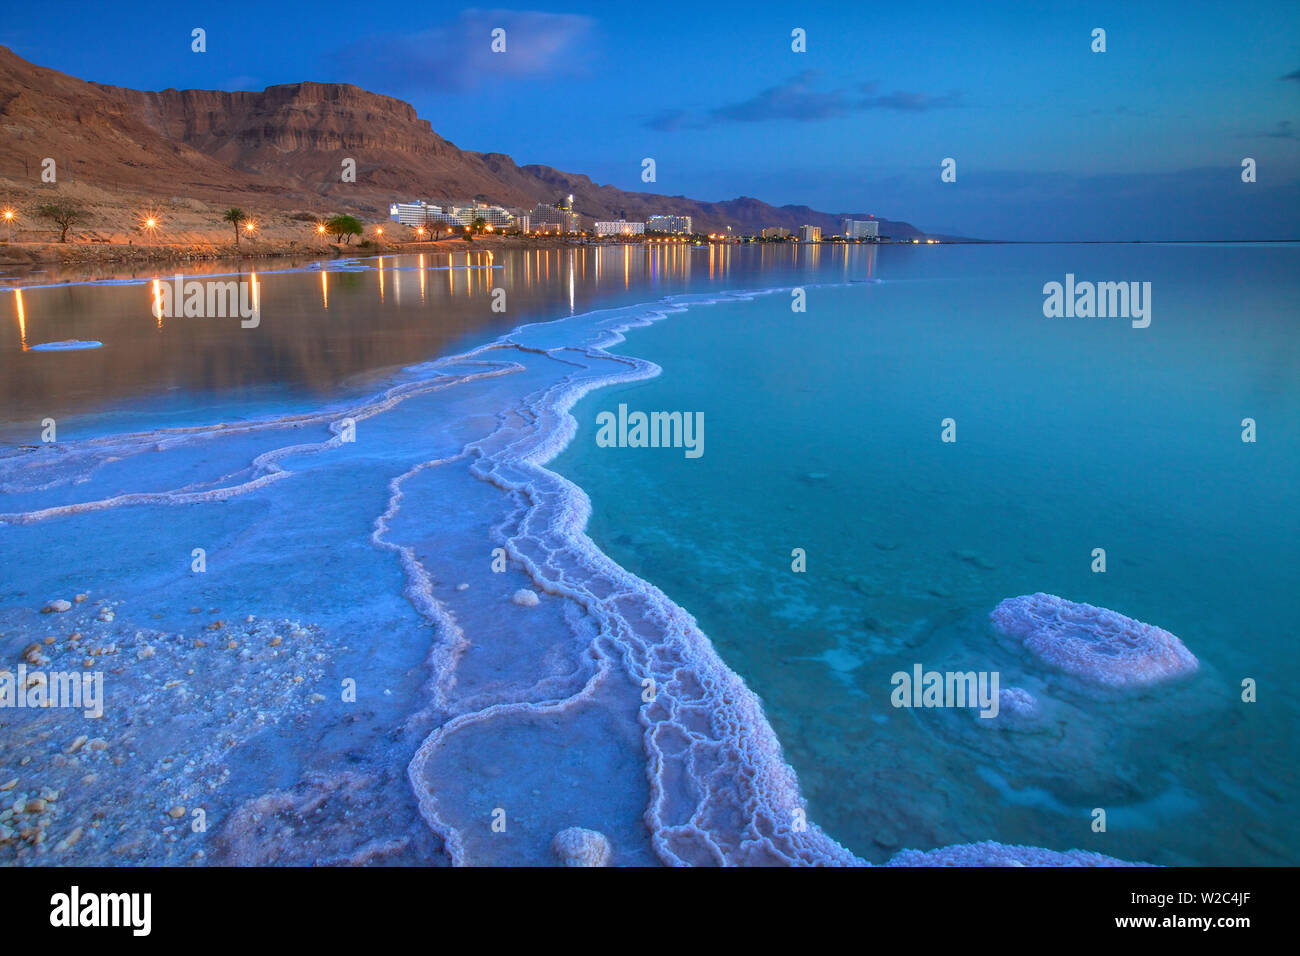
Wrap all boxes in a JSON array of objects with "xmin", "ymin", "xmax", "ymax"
[
  {"xmin": 27, "ymin": 340, "xmax": 103, "ymax": 351},
  {"xmin": 992, "ymin": 686, "xmax": 1041, "ymax": 730},
  {"xmin": 511, "ymin": 589, "xmax": 540, "ymax": 607},
  {"xmin": 888, "ymin": 841, "xmax": 1152, "ymax": 867},
  {"xmin": 552, "ymin": 827, "xmax": 612, "ymax": 866},
  {"xmin": 991, "ymin": 593, "xmax": 1198, "ymax": 691},
  {"xmin": 2, "ymin": 279, "xmax": 1165, "ymax": 868}
]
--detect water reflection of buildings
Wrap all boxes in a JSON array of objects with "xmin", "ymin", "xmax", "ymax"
[{"xmin": 4, "ymin": 244, "xmax": 885, "ymax": 423}]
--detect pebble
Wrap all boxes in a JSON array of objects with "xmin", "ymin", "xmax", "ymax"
[
  {"xmin": 65, "ymin": 736, "xmax": 87, "ymax": 754},
  {"xmin": 511, "ymin": 589, "xmax": 540, "ymax": 607},
  {"xmin": 167, "ymin": 805, "xmax": 186, "ymax": 819},
  {"xmin": 74, "ymin": 594, "xmax": 88, "ymax": 603},
  {"xmin": 456, "ymin": 583, "xmax": 469, "ymax": 591},
  {"xmin": 0, "ymin": 779, "xmax": 17, "ymax": 792},
  {"xmin": 42, "ymin": 600, "xmax": 72, "ymax": 613}
]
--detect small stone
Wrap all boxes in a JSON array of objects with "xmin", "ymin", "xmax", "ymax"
[
  {"xmin": 226, "ymin": 640, "xmax": 238, "ymax": 650},
  {"xmin": 511, "ymin": 589, "xmax": 540, "ymax": 607},
  {"xmin": 25, "ymin": 798, "xmax": 46, "ymax": 813},
  {"xmin": 310, "ymin": 693, "xmax": 326, "ymax": 703},
  {"xmin": 56, "ymin": 826, "xmax": 83, "ymax": 850},
  {"xmin": 268, "ymin": 636, "xmax": 282, "ymax": 647},
  {"xmin": 456, "ymin": 583, "xmax": 469, "ymax": 591},
  {"xmin": 0, "ymin": 779, "xmax": 16, "ymax": 792},
  {"xmin": 167, "ymin": 805, "xmax": 186, "ymax": 819},
  {"xmin": 74, "ymin": 593, "xmax": 89, "ymax": 603},
  {"xmin": 65, "ymin": 735, "xmax": 87, "ymax": 754},
  {"xmin": 551, "ymin": 827, "xmax": 612, "ymax": 866},
  {"xmin": 42, "ymin": 600, "xmax": 72, "ymax": 613}
]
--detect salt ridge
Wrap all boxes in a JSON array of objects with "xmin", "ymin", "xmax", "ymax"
[{"xmin": 0, "ymin": 281, "xmax": 1146, "ymax": 865}]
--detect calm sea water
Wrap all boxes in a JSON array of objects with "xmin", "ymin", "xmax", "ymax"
[
  {"xmin": 2, "ymin": 242, "xmax": 1295, "ymax": 865},
  {"xmin": 553, "ymin": 242, "xmax": 1300, "ymax": 865}
]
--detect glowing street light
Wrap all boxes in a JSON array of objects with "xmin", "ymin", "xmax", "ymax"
[
  {"xmin": 316, "ymin": 223, "xmax": 327, "ymax": 235},
  {"xmin": 376, "ymin": 226, "xmax": 384, "ymax": 236},
  {"xmin": 2, "ymin": 208, "xmax": 14, "ymax": 242},
  {"xmin": 139, "ymin": 211, "xmax": 161, "ymax": 245},
  {"xmin": 245, "ymin": 221, "xmax": 257, "ymax": 234}
]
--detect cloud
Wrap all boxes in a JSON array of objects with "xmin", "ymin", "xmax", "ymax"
[
  {"xmin": 331, "ymin": 9, "xmax": 595, "ymax": 94},
  {"xmin": 1262, "ymin": 120, "xmax": 1295, "ymax": 139},
  {"xmin": 645, "ymin": 72, "xmax": 962, "ymax": 130},
  {"xmin": 1281, "ymin": 68, "xmax": 1300, "ymax": 81}
]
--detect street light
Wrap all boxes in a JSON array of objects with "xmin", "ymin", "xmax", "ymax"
[
  {"xmin": 139, "ymin": 211, "xmax": 160, "ymax": 245},
  {"xmin": 2, "ymin": 208, "xmax": 14, "ymax": 243}
]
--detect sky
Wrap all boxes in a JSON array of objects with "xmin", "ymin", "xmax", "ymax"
[{"xmin": 2, "ymin": 0, "xmax": 1298, "ymax": 239}]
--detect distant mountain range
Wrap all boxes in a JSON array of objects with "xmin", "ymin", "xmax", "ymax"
[{"xmin": 0, "ymin": 45, "xmax": 930, "ymax": 238}]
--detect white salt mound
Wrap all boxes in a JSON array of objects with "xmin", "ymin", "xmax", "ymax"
[
  {"xmin": 552, "ymin": 827, "xmax": 612, "ymax": 867},
  {"xmin": 511, "ymin": 589, "xmax": 540, "ymax": 607}
]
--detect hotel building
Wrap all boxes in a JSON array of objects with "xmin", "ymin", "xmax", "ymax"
[
  {"xmin": 594, "ymin": 220, "xmax": 646, "ymax": 236},
  {"xmin": 841, "ymin": 219, "xmax": 880, "ymax": 240},
  {"xmin": 645, "ymin": 215, "xmax": 693, "ymax": 235},
  {"xmin": 798, "ymin": 225, "xmax": 822, "ymax": 242}
]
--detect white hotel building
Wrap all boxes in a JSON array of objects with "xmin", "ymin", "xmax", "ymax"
[
  {"xmin": 645, "ymin": 215, "xmax": 692, "ymax": 235},
  {"xmin": 389, "ymin": 200, "xmax": 514, "ymax": 230},
  {"xmin": 594, "ymin": 219, "xmax": 646, "ymax": 237},
  {"xmin": 842, "ymin": 218, "xmax": 880, "ymax": 239}
]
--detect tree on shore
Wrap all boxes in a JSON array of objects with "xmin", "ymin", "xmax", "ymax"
[
  {"xmin": 223, "ymin": 208, "xmax": 247, "ymax": 245},
  {"xmin": 35, "ymin": 203, "xmax": 84, "ymax": 243},
  {"xmin": 470, "ymin": 216, "xmax": 487, "ymax": 235},
  {"xmin": 326, "ymin": 215, "xmax": 363, "ymax": 245}
]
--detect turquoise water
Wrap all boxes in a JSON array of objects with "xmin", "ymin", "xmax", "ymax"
[{"xmin": 553, "ymin": 243, "xmax": 1300, "ymax": 865}]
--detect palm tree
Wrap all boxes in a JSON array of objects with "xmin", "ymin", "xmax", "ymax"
[{"xmin": 223, "ymin": 208, "xmax": 247, "ymax": 245}]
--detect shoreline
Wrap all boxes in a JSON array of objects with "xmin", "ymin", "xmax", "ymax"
[{"xmin": 0, "ymin": 271, "xmax": 1156, "ymax": 866}]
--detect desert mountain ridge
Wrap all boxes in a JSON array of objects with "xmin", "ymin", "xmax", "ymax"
[{"xmin": 0, "ymin": 45, "xmax": 929, "ymax": 238}]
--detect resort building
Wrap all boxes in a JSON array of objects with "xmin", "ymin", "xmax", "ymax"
[
  {"xmin": 798, "ymin": 225, "xmax": 822, "ymax": 242},
  {"xmin": 389, "ymin": 201, "xmax": 445, "ymax": 226},
  {"xmin": 645, "ymin": 215, "xmax": 693, "ymax": 235},
  {"xmin": 594, "ymin": 220, "xmax": 646, "ymax": 237},
  {"xmin": 532, "ymin": 203, "xmax": 581, "ymax": 233},
  {"xmin": 514, "ymin": 214, "xmax": 530, "ymax": 234},
  {"xmin": 447, "ymin": 201, "xmax": 514, "ymax": 229},
  {"xmin": 842, "ymin": 218, "xmax": 880, "ymax": 240},
  {"xmin": 761, "ymin": 226, "xmax": 791, "ymax": 239}
]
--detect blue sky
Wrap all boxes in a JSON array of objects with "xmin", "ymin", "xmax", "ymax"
[{"xmin": 3, "ymin": 0, "xmax": 1298, "ymax": 239}]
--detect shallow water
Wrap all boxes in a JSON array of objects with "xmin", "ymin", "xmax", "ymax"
[{"xmin": 553, "ymin": 243, "xmax": 1300, "ymax": 865}]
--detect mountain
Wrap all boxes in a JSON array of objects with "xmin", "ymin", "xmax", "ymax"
[{"xmin": 0, "ymin": 46, "xmax": 927, "ymax": 238}]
